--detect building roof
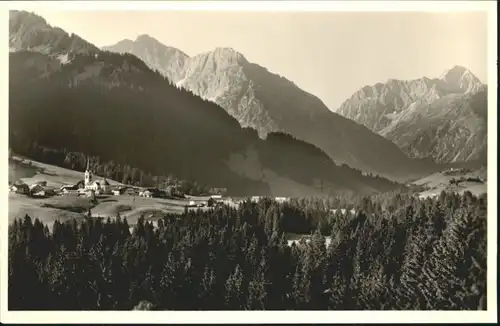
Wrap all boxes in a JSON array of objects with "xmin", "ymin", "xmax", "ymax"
[
  {"xmin": 13, "ymin": 180, "xmax": 28, "ymax": 187},
  {"xmin": 101, "ymin": 178, "xmax": 110, "ymax": 186},
  {"xmin": 29, "ymin": 184, "xmax": 44, "ymax": 190}
]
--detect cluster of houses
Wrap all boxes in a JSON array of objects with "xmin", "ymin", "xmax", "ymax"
[{"xmin": 9, "ymin": 180, "xmax": 57, "ymax": 198}]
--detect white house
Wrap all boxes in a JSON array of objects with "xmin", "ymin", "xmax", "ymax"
[
  {"xmin": 140, "ymin": 190, "xmax": 153, "ymax": 198},
  {"xmin": 251, "ymin": 196, "xmax": 263, "ymax": 203},
  {"xmin": 29, "ymin": 184, "xmax": 44, "ymax": 195},
  {"xmin": 60, "ymin": 184, "xmax": 78, "ymax": 192},
  {"xmin": 10, "ymin": 182, "xmax": 29, "ymax": 194}
]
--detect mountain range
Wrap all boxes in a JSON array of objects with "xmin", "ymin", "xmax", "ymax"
[
  {"xmin": 103, "ymin": 35, "xmax": 441, "ymax": 182},
  {"xmin": 336, "ymin": 66, "xmax": 487, "ymax": 163},
  {"xmin": 8, "ymin": 10, "xmax": 403, "ymax": 197},
  {"xmin": 103, "ymin": 34, "xmax": 487, "ymax": 174}
]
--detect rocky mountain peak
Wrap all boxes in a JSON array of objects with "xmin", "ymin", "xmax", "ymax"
[
  {"xmin": 135, "ymin": 34, "xmax": 162, "ymax": 45},
  {"xmin": 336, "ymin": 65, "xmax": 487, "ymax": 164},
  {"xmin": 208, "ymin": 47, "xmax": 248, "ymax": 65},
  {"xmin": 439, "ymin": 65, "xmax": 483, "ymax": 93},
  {"xmin": 9, "ymin": 10, "xmax": 99, "ymax": 55},
  {"xmin": 9, "ymin": 10, "xmax": 47, "ymax": 28}
]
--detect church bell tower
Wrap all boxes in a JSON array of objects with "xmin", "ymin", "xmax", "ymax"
[{"xmin": 84, "ymin": 158, "xmax": 93, "ymax": 185}]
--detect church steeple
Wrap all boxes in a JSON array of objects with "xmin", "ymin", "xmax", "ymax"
[{"xmin": 84, "ymin": 158, "xmax": 93, "ymax": 185}]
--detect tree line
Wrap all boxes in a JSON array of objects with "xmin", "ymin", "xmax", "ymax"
[{"xmin": 9, "ymin": 190, "xmax": 486, "ymax": 310}]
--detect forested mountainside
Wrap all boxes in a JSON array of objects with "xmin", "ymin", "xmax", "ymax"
[
  {"xmin": 337, "ymin": 66, "xmax": 487, "ymax": 164},
  {"xmin": 103, "ymin": 35, "xmax": 438, "ymax": 182},
  {"xmin": 9, "ymin": 11, "xmax": 400, "ymax": 197}
]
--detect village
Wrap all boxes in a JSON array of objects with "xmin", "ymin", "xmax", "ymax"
[
  {"xmin": 7, "ymin": 155, "xmax": 366, "ymax": 251},
  {"xmin": 9, "ymin": 158, "xmax": 292, "ymax": 210}
]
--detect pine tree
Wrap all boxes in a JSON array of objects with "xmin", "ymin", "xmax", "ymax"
[
  {"xmin": 420, "ymin": 207, "xmax": 484, "ymax": 309},
  {"xmin": 225, "ymin": 264, "xmax": 245, "ymax": 309}
]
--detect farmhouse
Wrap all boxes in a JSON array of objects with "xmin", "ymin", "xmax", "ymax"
[
  {"xmin": 123, "ymin": 187, "xmax": 139, "ymax": 196},
  {"xmin": 30, "ymin": 185, "xmax": 56, "ymax": 197},
  {"xmin": 184, "ymin": 195, "xmax": 213, "ymax": 207},
  {"xmin": 10, "ymin": 181, "xmax": 29, "ymax": 194},
  {"xmin": 61, "ymin": 184, "xmax": 79, "ymax": 192},
  {"xmin": 112, "ymin": 186, "xmax": 125, "ymax": 195},
  {"xmin": 29, "ymin": 184, "xmax": 44, "ymax": 196},
  {"xmin": 251, "ymin": 196, "xmax": 263, "ymax": 203},
  {"xmin": 32, "ymin": 180, "xmax": 47, "ymax": 187},
  {"xmin": 140, "ymin": 188, "xmax": 166, "ymax": 198}
]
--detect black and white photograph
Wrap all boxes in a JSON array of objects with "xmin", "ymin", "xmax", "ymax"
[{"xmin": 1, "ymin": 0, "xmax": 497, "ymax": 323}]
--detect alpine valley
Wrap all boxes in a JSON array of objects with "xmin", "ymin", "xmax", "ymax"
[
  {"xmin": 10, "ymin": 10, "xmax": 405, "ymax": 197},
  {"xmin": 103, "ymin": 35, "xmax": 453, "ymax": 183}
]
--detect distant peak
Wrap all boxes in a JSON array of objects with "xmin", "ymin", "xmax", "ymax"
[
  {"xmin": 10, "ymin": 10, "xmax": 47, "ymax": 26},
  {"xmin": 135, "ymin": 34, "xmax": 158, "ymax": 43},
  {"xmin": 450, "ymin": 65, "xmax": 468, "ymax": 72},
  {"xmin": 210, "ymin": 47, "xmax": 247, "ymax": 62},
  {"xmin": 439, "ymin": 65, "xmax": 474, "ymax": 79},
  {"xmin": 214, "ymin": 46, "xmax": 237, "ymax": 53},
  {"xmin": 439, "ymin": 65, "xmax": 481, "ymax": 91}
]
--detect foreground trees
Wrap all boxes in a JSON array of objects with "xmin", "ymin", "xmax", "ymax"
[{"xmin": 8, "ymin": 191, "xmax": 487, "ymax": 310}]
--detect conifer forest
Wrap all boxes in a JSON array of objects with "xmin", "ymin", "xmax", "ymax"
[{"xmin": 8, "ymin": 191, "xmax": 487, "ymax": 310}]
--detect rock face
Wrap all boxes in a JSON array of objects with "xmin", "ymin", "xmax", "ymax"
[
  {"xmin": 9, "ymin": 10, "xmax": 98, "ymax": 55},
  {"xmin": 103, "ymin": 35, "xmax": 189, "ymax": 83},
  {"xmin": 9, "ymin": 10, "xmax": 402, "ymax": 197},
  {"xmin": 336, "ymin": 65, "xmax": 487, "ymax": 163},
  {"xmin": 104, "ymin": 36, "xmax": 438, "ymax": 182},
  {"xmin": 380, "ymin": 86, "xmax": 487, "ymax": 163}
]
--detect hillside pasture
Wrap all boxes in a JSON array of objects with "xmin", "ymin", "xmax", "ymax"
[
  {"xmin": 413, "ymin": 166, "xmax": 487, "ymax": 198},
  {"xmin": 8, "ymin": 157, "xmax": 204, "ymax": 229}
]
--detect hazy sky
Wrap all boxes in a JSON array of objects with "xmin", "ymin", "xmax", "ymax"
[{"xmin": 13, "ymin": 8, "xmax": 489, "ymax": 109}]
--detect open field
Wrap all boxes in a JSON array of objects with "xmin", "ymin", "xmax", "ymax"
[
  {"xmin": 9, "ymin": 191, "xmax": 212, "ymax": 229},
  {"xmin": 413, "ymin": 166, "xmax": 487, "ymax": 198}
]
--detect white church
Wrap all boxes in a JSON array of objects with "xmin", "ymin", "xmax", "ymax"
[{"xmin": 83, "ymin": 159, "xmax": 110, "ymax": 194}]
